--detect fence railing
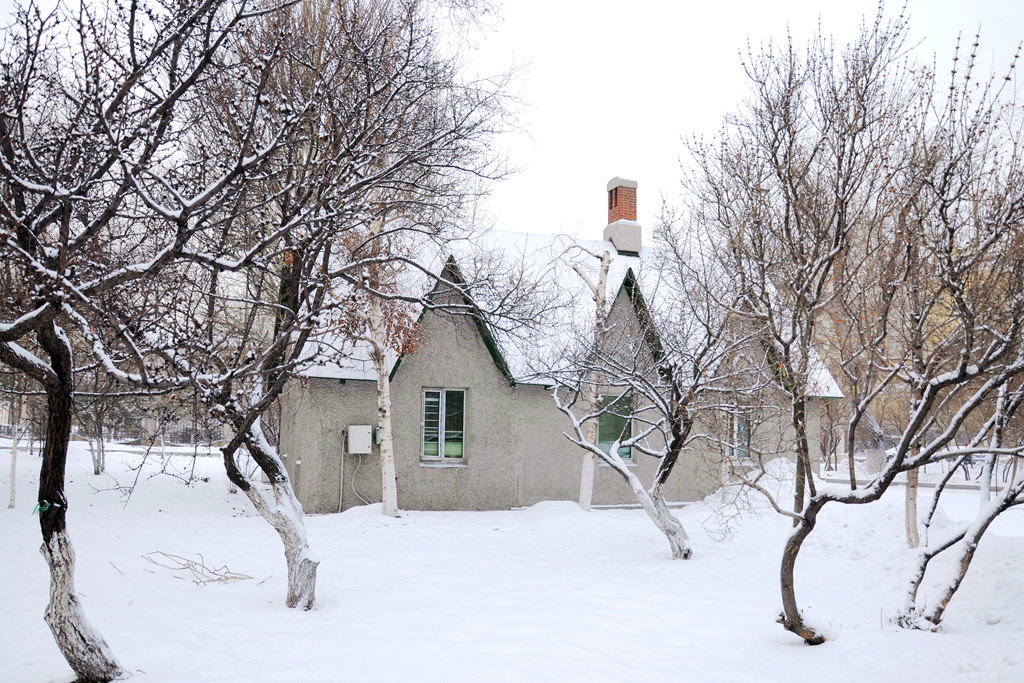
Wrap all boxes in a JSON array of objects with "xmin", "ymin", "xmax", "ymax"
[{"xmin": 0, "ymin": 422, "xmax": 223, "ymax": 446}]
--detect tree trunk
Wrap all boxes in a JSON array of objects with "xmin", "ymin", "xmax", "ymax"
[
  {"xmin": 905, "ymin": 467, "xmax": 920, "ymax": 548},
  {"xmin": 619, "ymin": 459, "xmax": 691, "ymax": 559},
  {"xmin": 847, "ymin": 448, "xmax": 857, "ymax": 490},
  {"xmin": 844, "ymin": 411, "xmax": 857, "ymax": 490},
  {"xmin": 979, "ymin": 385, "xmax": 1006, "ymax": 510},
  {"xmin": 923, "ymin": 484, "xmax": 1021, "ymax": 627},
  {"xmin": 778, "ymin": 500, "xmax": 826, "ymax": 644},
  {"xmin": 41, "ymin": 529, "xmax": 123, "ymax": 682},
  {"xmin": 793, "ymin": 449, "xmax": 806, "ymax": 526},
  {"xmin": 895, "ymin": 452, "xmax": 974, "ymax": 626},
  {"xmin": 648, "ymin": 391, "xmax": 688, "ymax": 518},
  {"xmin": 979, "ymin": 453, "xmax": 995, "ymax": 508},
  {"xmin": 579, "ymin": 383, "xmax": 598, "ymax": 510},
  {"xmin": 578, "ymin": 250, "xmax": 610, "ymax": 510},
  {"xmin": 369, "ymin": 296, "xmax": 398, "ymax": 517},
  {"xmin": 9, "ymin": 390, "xmax": 22, "ymax": 508},
  {"xmin": 7, "ymin": 425, "xmax": 17, "ymax": 508},
  {"xmin": 899, "ymin": 547, "xmax": 934, "ymax": 624},
  {"xmin": 86, "ymin": 422, "xmax": 106, "ymax": 477},
  {"xmin": 897, "ymin": 526, "xmax": 965, "ymax": 628},
  {"xmin": 791, "ymin": 398, "xmax": 814, "ymax": 524},
  {"xmin": 89, "ymin": 373, "xmax": 106, "ymax": 475},
  {"xmin": 94, "ymin": 429, "xmax": 105, "ymax": 476},
  {"xmin": 37, "ymin": 324, "xmax": 122, "ymax": 681},
  {"xmin": 224, "ymin": 420, "xmax": 319, "ymax": 609}
]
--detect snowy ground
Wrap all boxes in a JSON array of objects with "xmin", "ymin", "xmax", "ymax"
[{"xmin": 2, "ymin": 439, "xmax": 1022, "ymax": 682}]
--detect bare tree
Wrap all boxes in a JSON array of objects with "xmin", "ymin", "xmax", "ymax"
[
  {"xmin": 686, "ymin": 8, "xmax": 918, "ymax": 527},
  {"xmin": 560, "ymin": 243, "xmax": 612, "ymax": 510},
  {"xmin": 148, "ymin": 0, "xmax": 512, "ymax": 604},
  {"xmin": 543, "ymin": 223, "xmax": 763, "ymax": 559},
  {"xmin": 0, "ymin": 0, "xmax": 301, "ymax": 676},
  {"xmin": 684, "ymin": 4, "xmax": 1024, "ymax": 643},
  {"xmin": 330, "ymin": 214, "xmax": 422, "ymax": 517}
]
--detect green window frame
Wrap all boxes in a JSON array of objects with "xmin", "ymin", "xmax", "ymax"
[
  {"xmin": 729, "ymin": 412, "xmax": 751, "ymax": 459},
  {"xmin": 597, "ymin": 394, "xmax": 632, "ymax": 459},
  {"xmin": 422, "ymin": 388, "xmax": 465, "ymax": 459}
]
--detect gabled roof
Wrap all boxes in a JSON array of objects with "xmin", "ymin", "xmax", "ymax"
[
  {"xmin": 298, "ymin": 230, "xmax": 639, "ymax": 384},
  {"xmin": 297, "ymin": 228, "xmax": 843, "ymax": 398},
  {"xmin": 387, "ymin": 255, "xmax": 516, "ymax": 386}
]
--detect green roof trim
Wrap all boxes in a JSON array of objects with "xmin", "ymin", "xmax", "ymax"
[
  {"xmin": 617, "ymin": 267, "xmax": 665, "ymax": 362},
  {"xmin": 389, "ymin": 255, "xmax": 516, "ymax": 386}
]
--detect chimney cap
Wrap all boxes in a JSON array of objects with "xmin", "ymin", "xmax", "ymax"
[{"xmin": 607, "ymin": 176, "xmax": 638, "ymax": 192}]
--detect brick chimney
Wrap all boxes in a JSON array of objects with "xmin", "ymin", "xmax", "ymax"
[{"xmin": 603, "ymin": 177, "xmax": 641, "ymax": 254}]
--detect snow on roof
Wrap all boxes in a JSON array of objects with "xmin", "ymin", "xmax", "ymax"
[
  {"xmin": 297, "ymin": 229, "xmax": 630, "ymax": 383},
  {"xmin": 806, "ymin": 346, "xmax": 844, "ymax": 399},
  {"xmin": 298, "ymin": 228, "xmax": 842, "ymax": 399},
  {"xmin": 447, "ymin": 229, "xmax": 641, "ymax": 383}
]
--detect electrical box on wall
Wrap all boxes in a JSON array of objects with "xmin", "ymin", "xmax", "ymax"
[{"xmin": 347, "ymin": 425, "xmax": 373, "ymax": 454}]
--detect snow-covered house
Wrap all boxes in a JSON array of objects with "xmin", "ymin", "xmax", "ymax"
[{"xmin": 278, "ymin": 178, "xmax": 842, "ymax": 512}]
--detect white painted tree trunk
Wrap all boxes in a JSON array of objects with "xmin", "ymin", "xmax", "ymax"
[
  {"xmin": 41, "ymin": 529, "xmax": 123, "ymax": 681},
  {"xmin": 369, "ymin": 295, "xmax": 398, "ymax": 517},
  {"xmin": 905, "ymin": 467, "xmax": 920, "ymax": 548},
  {"xmin": 8, "ymin": 393, "xmax": 21, "ymax": 509},
  {"xmin": 96, "ymin": 438, "xmax": 105, "ymax": 476},
  {"xmin": 7, "ymin": 429, "xmax": 16, "ymax": 509},
  {"xmin": 553, "ymin": 387, "xmax": 693, "ymax": 560},
  {"xmin": 89, "ymin": 375, "xmax": 106, "ymax": 475},
  {"xmin": 87, "ymin": 438, "xmax": 106, "ymax": 478},
  {"xmin": 90, "ymin": 414, "xmax": 105, "ymax": 476},
  {"xmin": 235, "ymin": 420, "xmax": 319, "ymax": 609},
  {"xmin": 618, "ymin": 461, "xmax": 692, "ymax": 559},
  {"xmin": 979, "ymin": 454, "xmax": 995, "ymax": 509},
  {"xmin": 245, "ymin": 483, "xmax": 319, "ymax": 609}
]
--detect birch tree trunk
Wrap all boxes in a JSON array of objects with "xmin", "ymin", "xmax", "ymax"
[
  {"xmin": 369, "ymin": 295, "xmax": 399, "ymax": 517},
  {"xmin": 579, "ymin": 386, "xmax": 598, "ymax": 510},
  {"xmin": 578, "ymin": 250, "xmax": 610, "ymax": 510}
]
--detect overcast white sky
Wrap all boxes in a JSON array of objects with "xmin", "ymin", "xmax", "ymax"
[
  {"xmin": 1, "ymin": 0, "xmax": 1021, "ymax": 241},
  {"xmin": 463, "ymin": 0, "xmax": 1024, "ymax": 239}
]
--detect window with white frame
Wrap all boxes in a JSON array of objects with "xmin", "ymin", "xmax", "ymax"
[
  {"xmin": 729, "ymin": 411, "xmax": 751, "ymax": 459},
  {"xmin": 422, "ymin": 388, "xmax": 465, "ymax": 459},
  {"xmin": 597, "ymin": 394, "xmax": 632, "ymax": 459}
]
